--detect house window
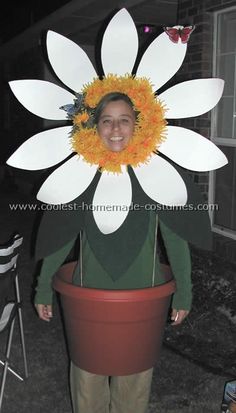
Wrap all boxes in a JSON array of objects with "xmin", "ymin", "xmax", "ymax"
[{"xmin": 209, "ymin": 6, "xmax": 236, "ymax": 240}]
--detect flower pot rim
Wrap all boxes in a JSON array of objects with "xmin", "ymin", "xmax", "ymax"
[{"xmin": 53, "ymin": 262, "xmax": 176, "ymax": 302}]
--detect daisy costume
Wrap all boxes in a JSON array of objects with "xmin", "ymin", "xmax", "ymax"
[{"xmin": 7, "ymin": 9, "xmax": 227, "ymax": 413}]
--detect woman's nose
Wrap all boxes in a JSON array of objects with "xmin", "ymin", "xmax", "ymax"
[{"xmin": 112, "ymin": 120, "xmax": 120, "ymax": 130}]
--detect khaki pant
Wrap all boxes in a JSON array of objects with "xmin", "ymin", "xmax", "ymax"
[{"xmin": 70, "ymin": 362, "xmax": 153, "ymax": 413}]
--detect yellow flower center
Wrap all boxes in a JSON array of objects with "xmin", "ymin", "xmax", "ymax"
[{"xmin": 71, "ymin": 74, "xmax": 167, "ymax": 173}]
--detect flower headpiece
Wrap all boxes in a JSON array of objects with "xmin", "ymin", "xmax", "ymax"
[
  {"xmin": 61, "ymin": 74, "xmax": 167, "ymax": 173},
  {"xmin": 7, "ymin": 9, "xmax": 227, "ymax": 235}
]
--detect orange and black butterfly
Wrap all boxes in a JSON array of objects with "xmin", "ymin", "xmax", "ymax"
[{"xmin": 163, "ymin": 25, "xmax": 195, "ymax": 44}]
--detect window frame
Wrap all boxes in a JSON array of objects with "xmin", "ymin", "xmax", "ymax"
[{"xmin": 209, "ymin": 5, "xmax": 236, "ymax": 241}]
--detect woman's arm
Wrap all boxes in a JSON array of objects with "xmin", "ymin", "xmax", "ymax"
[
  {"xmin": 34, "ymin": 237, "xmax": 76, "ymax": 321},
  {"xmin": 159, "ymin": 219, "xmax": 192, "ymax": 324}
]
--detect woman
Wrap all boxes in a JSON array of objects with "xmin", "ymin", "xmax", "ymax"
[{"xmin": 35, "ymin": 92, "xmax": 191, "ymax": 413}]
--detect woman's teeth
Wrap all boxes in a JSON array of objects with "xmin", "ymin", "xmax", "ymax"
[{"xmin": 110, "ymin": 137, "xmax": 123, "ymax": 141}]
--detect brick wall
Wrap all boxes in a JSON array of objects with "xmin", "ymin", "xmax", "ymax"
[
  {"xmin": 176, "ymin": 0, "xmax": 236, "ymax": 197},
  {"xmin": 177, "ymin": 0, "xmax": 236, "ymax": 262}
]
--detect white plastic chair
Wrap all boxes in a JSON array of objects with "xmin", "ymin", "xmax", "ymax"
[{"xmin": 0, "ymin": 234, "xmax": 29, "ymax": 411}]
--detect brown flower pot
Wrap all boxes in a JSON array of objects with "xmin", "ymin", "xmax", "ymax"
[{"xmin": 53, "ymin": 262, "xmax": 176, "ymax": 376}]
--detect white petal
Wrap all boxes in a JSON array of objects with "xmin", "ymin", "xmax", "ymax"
[
  {"xmin": 47, "ymin": 31, "xmax": 97, "ymax": 92},
  {"xmin": 7, "ymin": 126, "xmax": 72, "ymax": 170},
  {"xmin": 160, "ymin": 78, "xmax": 224, "ymax": 118},
  {"xmin": 101, "ymin": 9, "xmax": 138, "ymax": 76},
  {"xmin": 37, "ymin": 156, "xmax": 97, "ymax": 204},
  {"xmin": 9, "ymin": 80, "xmax": 75, "ymax": 120},
  {"xmin": 159, "ymin": 126, "xmax": 228, "ymax": 171},
  {"xmin": 136, "ymin": 32, "xmax": 187, "ymax": 91},
  {"xmin": 133, "ymin": 155, "xmax": 187, "ymax": 206},
  {"xmin": 93, "ymin": 167, "xmax": 132, "ymax": 234}
]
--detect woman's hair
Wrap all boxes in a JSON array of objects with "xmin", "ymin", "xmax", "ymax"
[{"xmin": 94, "ymin": 92, "xmax": 136, "ymax": 124}]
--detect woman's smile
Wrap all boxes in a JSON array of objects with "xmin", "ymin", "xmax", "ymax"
[{"xmin": 110, "ymin": 136, "xmax": 123, "ymax": 141}]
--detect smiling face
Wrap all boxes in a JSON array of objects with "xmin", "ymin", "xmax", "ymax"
[{"xmin": 97, "ymin": 100, "xmax": 136, "ymax": 152}]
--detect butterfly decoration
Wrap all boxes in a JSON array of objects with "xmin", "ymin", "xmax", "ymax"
[
  {"xmin": 60, "ymin": 93, "xmax": 84, "ymax": 118},
  {"xmin": 60, "ymin": 103, "xmax": 76, "ymax": 116},
  {"xmin": 60, "ymin": 93, "xmax": 95, "ymax": 128},
  {"xmin": 163, "ymin": 25, "xmax": 195, "ymax": 44}
]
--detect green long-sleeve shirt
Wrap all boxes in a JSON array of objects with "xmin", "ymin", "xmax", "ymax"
[{"xmin": 34, "ymin": 213, "xmax": 192, "ymax": 310}]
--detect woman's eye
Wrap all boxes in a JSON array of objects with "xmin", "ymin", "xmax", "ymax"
[
  {"xmin": 103, "ymin": 119, "xmax": 112, "ymax": 124},
  {"xmin": 120, "ymin": 118, "xmax": 129, "ymax": 124}
]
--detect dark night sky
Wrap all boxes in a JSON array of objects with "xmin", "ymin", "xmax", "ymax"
[{"xmin": 0, "ymin": 0, "xmax": 71, "ymax": 44}]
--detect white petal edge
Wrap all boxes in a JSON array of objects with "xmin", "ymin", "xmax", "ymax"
[
  {"xmin": 101, "ymin": 8, "xmax": 138, "ymax": 76},
  {"xmin": 136, "ymin": 32, "xmax": 187, "ymax": 92},
  {"xmin": 37, "ymin": 156, "xmax": 98, "ymax": 204},
  {"xmin": 160, "ymin": 78, "xmax": 225, "ymax": 118},
  {"xmin": 9, "ymin": 80, "xmax": 75, "ymax": 120},
  {"xmin": 7, "ymin": 126, "xmax": 73, "ymax": 170},
  {"xmin": 133, "ymin": 155, "xmax": 187, "ymax": 206},
  {"xmin": 92, "ymin": 166, "xmax": 132, "ymax": 234},
  {"xmin": 47, "ymin": 31, "xmax": 97, "ymax": 92},
  {"xmin": 159, "ymin": 126, "xmax": 228, "ymax": 171}
]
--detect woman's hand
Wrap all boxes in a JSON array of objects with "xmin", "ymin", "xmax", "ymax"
[
  {"xmin": 171, "ymin": 308, "xmax": 189, "ymax": 326},
  {"xmin": 35, "ymin": 304, "xmax": 53, "ymax": 322}
]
